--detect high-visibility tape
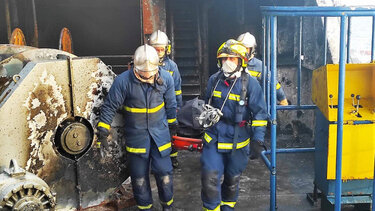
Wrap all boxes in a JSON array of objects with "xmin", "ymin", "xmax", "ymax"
[
  {"xmin": 252, "ymin": 120, "xmax": 267, "ymax": 127},
  {"xmin": 217, "ymin": 138, "xmax": 250, "ymax": 150},
  {"xmin": 126, "ymin": 146, "xmax": 146, "ymax": 153},
  {"xmin": 124, "ymin": 102, "xmax": 164, "ymax": 113},
  {"xmin": 221, "ymin": 201, "xmax": 236, "ymax": 208},
  {"xmin": 204, "ymin": 133, "xmax": 212, "ymax": 143},
  {"xmin": 159, "ymin": 142, "xmax": 171, "ymax": 152},
  {"xmin": 98, "ymin": 122, "xmax": 110, "ymax": 130}
]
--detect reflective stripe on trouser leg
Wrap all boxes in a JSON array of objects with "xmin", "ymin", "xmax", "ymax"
[
  {"xmin": 170, "ymin": 147, "xmax": 178, "ymax": 157},
  {"xmin": 220, "ymin": 174, "xmax": 240, "ymax": 211},
  {"xmin": 222, "ymin": 147, "xmax": 249, "ymax": 211},
  {"xmin": 200, "ymin": 143, "xmax": 224, "ymax": 210},
  {"xmin": 150, "ymin": 138, "xmax": 173, "ymax": 207},
  {"xmin": 129, "ymin": 153, "xmax": 153, "ymax": 209}
]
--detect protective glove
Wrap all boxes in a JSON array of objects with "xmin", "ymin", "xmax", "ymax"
[
  {"xmin": 168, "ymin": 124, "xmax": 178, "ymax": 139},
  {"xmin": 96, "ymin": 127, "xmax": 109, "ymax": 150},
  {"xmin": 279, "ymin": 98, "xmax": 289, "ymax": 106},
  {"xmin": 250, "ymin": 140, "xmax": 265, "ymax": 160}
]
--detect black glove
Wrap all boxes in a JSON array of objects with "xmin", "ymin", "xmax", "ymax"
[
  {"xmin": 250, "ymin": 140, "xmax": 265, "ymax": 160},
  {"xmin": 96, "ymin": 127, "xmax": 109, "ymax": 150},
  {"xmin": 168, "ymin": 124, "xmax": 178, "ymax": 139}
]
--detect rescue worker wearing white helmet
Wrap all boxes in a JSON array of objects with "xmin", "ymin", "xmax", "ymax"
[
  {"xmin": 149, "ymin": 30, "xmax": 182, "ymax": 168},
  {"xmin": 237, "ymin": 32, "xmax": 289, "ymax": 105},
  {"xmin": 201, "ymin": 39, "xmax": 267, "ymax": 211},
  {"xmin": 96, "ymin": 44, "xmax": 177, "ymax": 211}
]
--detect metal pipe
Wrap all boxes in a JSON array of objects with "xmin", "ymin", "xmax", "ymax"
[
  {"xmin": 276, "ymin": 105, "xmax": 316, "ymax": 110},
  {"xmin": 270, "ymin": 15, "xmax": 277, "ymax": 211},
  {"xmin": 261, "ymin": 7, "xmax": 375, "ymax": 17},
  {"xmin": 261, "ymin": 148, "xmax": 315, "ymax": 170},
  {"xmin": 323, "ymin": 16, "xmax": 328, "ymax": 65},
  {"xmin": 347, "ymin": 17, "xmax": 351, "ymax": 63},
  {"xmin": 31, "ymin": 0, "xmax": 39, "ymax": 47},
  {"xmin": 334, "ymin": 15, "xmax": 348, "ymax": 211},
  {"xmin": 262, "ymin": 16, "xmax": 267, "ymax": 92},
  {"xmin": 262, "ymin": 6, "xmax": 375, "ymax": 13},
  {"xmin": 298, "ymin": 16, "xmax": 302, "ymax": 106},
  {"xmin": 5, "ymin": 0, "xmax": 12, "ymax": 42},
  {"xmin": 267, "ymin": 16, "xmax": 271, "ymax": 115},
  {"xmin": 372, "ymin": 16, "xmax": 375, "ymax": 62}
]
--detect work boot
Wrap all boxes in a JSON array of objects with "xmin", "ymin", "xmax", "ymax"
[{"xmin": 171, "ymin": 157, "xmax": 179, "ymax": 169}]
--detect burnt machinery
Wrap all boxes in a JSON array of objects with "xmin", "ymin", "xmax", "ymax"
[{"xmin": 0, "ymin": 45, "xmax": 128, "ymax": 210}]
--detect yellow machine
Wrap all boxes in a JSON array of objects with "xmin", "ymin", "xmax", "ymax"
[{"xmin": 312, "ymin": 63, "xmax": 375, "ymax": 209}]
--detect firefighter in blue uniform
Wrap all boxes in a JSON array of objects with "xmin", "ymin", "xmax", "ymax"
[
  {"xmin": 149, "ymin": 30, "xmax": 182, "ymax": 168},
  {"xmin": 237, "ymin": 32, "xmax": 288, "ymax": 105},
  {"xmin": 96, "ymin": 45, "xmax": 177, "ymax": 211},
  {"xmin": 201, "ymin": 39, "xmax": 268, "ymax": 211}
]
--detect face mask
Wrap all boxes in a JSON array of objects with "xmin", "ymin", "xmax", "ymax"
[{"xmin": 222, "ymin": 60, "xmax": 238, "ymax": 77}]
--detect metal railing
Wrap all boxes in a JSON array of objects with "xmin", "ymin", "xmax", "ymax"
[{"xmin": 260, "ymin": 6, "xmax": 375, "ymax": 211}]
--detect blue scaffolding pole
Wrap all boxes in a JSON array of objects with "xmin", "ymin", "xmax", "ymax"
[{"xmin": 260, "ymin": 6, "xmax": 375, "ymax": 211}]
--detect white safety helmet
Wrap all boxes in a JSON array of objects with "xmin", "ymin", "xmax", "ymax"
[
  {"xmin": 237, "ymin": 32, "xmax": 257, "ymax": 55},
  {"xmin": 149, "ymin": 30, "xmax": 169, "ymax": 46},
  {"xmin": 149, "ymin": 30, "xmax": 171, "ymax": 58},
  {"xmin": 133, "ymin": 44, "xmax": 159, "ymax": 83}
]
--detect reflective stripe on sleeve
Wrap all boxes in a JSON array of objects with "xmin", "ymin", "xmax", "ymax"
[
  {"xmin": 126, "ymin": 146, "xmax": 146, "ymax": 153},
  {"xmin": 252, "ymin": 120, "xmax": 268, "ymax": 127},
  {"xmin": 175, "ymin": 90, "xmax": 182, "ymax": 95},
  {"xmin": 159, "ymin": 142, "xmax": 172, "ymax": 152},
  {"xmin": 248, "ymin": 70, "xmax": 261, "ymax": 78},
  {"xmin": 98, "ymin": 122, "xmax": 110, "ymax": 130},
  {"xmin": 276, "ymin": 83, "xmax": 281, "ymax": 90}
]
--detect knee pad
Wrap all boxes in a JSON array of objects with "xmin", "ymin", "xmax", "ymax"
[
  {"xmin": 132, "ymin": 177, "xmax": 148, "ymax": 193},
  {"xmin": 222, "ymin": 174, "xmax": 240, "ymax": 200},
  {"xmin": 201, "ymin": 170, "xmax": 219, "ymax": 201}
]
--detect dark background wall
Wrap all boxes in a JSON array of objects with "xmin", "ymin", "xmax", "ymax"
[{"xmin": 0, "ymin": 0, "xmax": 141, "ymax": 57}]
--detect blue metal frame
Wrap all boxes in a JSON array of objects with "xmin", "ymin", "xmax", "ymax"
[{"xmin": 261, "ymin": 6, "xmax": 375, "ymax": 211}]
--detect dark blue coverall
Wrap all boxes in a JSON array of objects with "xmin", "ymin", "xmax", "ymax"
[
  {"xmin": 159, "ymin": 56, "xmax": 182, "ymax": 159},
  {"xmin": 97, "ymin": 69, "xmax": 177, "ymax": 210},
  {"xmin": 201, "ymin": 71, "xmax": 268, "ymax": 211},
  {"xmin": 247, "ymin": 57, "xmax": 287, "ymax": 102}
]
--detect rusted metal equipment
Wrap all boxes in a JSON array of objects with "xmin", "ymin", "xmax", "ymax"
[{"xmin": 0, "ymin": 45, "xmax": 130, "ymax": 210}]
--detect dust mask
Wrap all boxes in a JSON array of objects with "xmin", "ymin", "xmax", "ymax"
[{"xmin": 222, "ymin": 60, "xmax": 240, "ymax": 78}]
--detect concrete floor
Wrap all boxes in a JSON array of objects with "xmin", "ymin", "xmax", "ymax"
[{"xmin": 126, "ymin": 144, "xmax": 369, "ymax": 211}]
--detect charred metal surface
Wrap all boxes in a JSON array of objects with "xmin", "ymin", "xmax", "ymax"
[
  {"xmin": 0, "ymin": 51, "xmax": 129, "ymax": 210},
  {"xmin": 142, "ymin": 0, "xmax": 166, "ymax": 40}
]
